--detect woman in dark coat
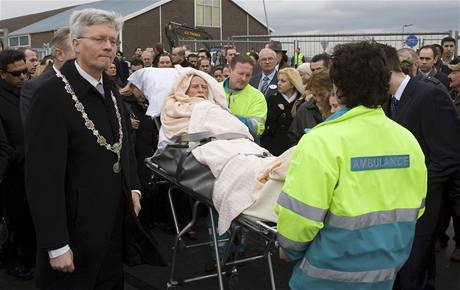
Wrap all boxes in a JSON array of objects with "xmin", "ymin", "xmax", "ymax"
[
  {"xmin": 288, "ymin": 69, "xmax": 334, "ymax": 146},
  {"xmin": 120, "ymin": 82, "xmax": 160, "ymax": 230},
  {"xmin": 261, "ymin": 68, "xmax": 305, "ymax": 156}
]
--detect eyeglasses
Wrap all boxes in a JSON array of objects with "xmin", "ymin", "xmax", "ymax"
[
  {"xmin": 78, "ymin": 36, "xmax": 119, "ymax": 47},
  {"xmin": 5, "ymin": 68, "xmax": 28, "ymax": 77}
]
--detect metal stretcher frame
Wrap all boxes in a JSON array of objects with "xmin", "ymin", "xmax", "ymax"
[{"xmin": 145, "ymin": 158, "xmax": 278, "ymax": 290}]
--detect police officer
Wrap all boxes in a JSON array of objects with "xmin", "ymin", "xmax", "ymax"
[{"xmin": 276, "ymin": 41, "xmax": 427, "ymax": 290}]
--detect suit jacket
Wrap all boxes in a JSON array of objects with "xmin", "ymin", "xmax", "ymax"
[
  {"xmin": 250, "ymin": 70, "xmax": 278, "ymax": 99},
  {"xmin": 384, "ymin": 78, "xmax": 460, "ymax": 234},
  {"xmin": 416, "ymin": 69, "xmax": 450, "ymax": 93},
  {"xmin": 385, "ymin": 78, "xmax": 460, "ymax": 183},
  {"xmin": 25, "ymin": 60, "xmax": 165, "ymax": 289},
  {"xmin": 20, "ymin": 66, "xmax": 55, "ymax": 125}
]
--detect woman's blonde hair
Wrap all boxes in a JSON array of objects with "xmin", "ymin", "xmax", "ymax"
[
  {"xmin": 278, "ymin": 67, "xmax": 305, "ymax": 96},
  {"xmin": 278, "ymin": 68, "xmax": 305, "ymax": 117}
]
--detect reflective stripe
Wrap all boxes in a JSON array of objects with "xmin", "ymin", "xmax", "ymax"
[
  {"xmin": 277, "ymin": 191, "xmax": 328, "ymax": 222},
  {"xmin": 326, "ymin": 208, "xmax": 420, "ymax": 230},
  {"xmin": 299, "ymin": 258, "xmax": 399, "ymax": 283},
  {"xmin": 277, "ymin": 232, "xmax": 310, "ymax": 251},
  {"xmin": 250, "ymin": 116, "xmax": 266, "ymax": 124}
]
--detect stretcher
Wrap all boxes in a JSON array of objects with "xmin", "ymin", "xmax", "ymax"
[{"xmin": 145, "ymin": 156, "xmax": 279, "ymax": 290}]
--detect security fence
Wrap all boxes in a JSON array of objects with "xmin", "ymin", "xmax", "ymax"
[
  {"xmin": 232, "ymin": 31, "xmax": 458, "ymax": 60},
  {"xmin": 177, "ymin": 38, "xmax": 275, "ymax": 54},
  {"xmin": 178, "ymin": 31, "xmax": 459, "ymax": 61}
]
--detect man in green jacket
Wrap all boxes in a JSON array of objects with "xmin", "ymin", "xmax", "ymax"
[{"xmin": 222, "ymin": 55, "xmax": 267, "ymax": 141}]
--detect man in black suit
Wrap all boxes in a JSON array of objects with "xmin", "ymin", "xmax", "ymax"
[
  {"xmin": 25, "ymin": 8, "xmax": 164, "ymax": 290},
  {"xmin": 380, "ymin": 44, "xmax": 460, "ymax": 290},
  {"xmin": 20, "ymin": 27, "xmax": 74, "ymax": 125},
  {"xmin": 0, "ymin": 49, "xmax": 35, "ymax": 280},
  {"xmin": 250, "ymin": 48, "xmax": 278, "ymax": 99}
]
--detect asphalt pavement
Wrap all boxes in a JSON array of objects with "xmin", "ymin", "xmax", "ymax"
[{"xmin": 0, "ymin": 220, "xmax": 459, "ymax": 290}]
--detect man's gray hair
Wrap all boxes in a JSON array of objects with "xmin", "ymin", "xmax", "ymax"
[
  {"xmin": 397, "ymin": 48, "xmax": 419, "ymax": 64},
  {"xmin": 259, "ymin": 48, "xmax": 276, "ymax": 58},
  {"xmin": 50, "ymin": 28, "xmax": 71, "ymax": 57},
  {"xmin": 173, "ymin": 47, "xmax": 185, "ymax": 57},
  {"xmin": 69, "ymin": 8, "xmax": 123, "ymax": 39}
]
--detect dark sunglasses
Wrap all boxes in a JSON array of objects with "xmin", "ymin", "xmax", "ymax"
[{"xmin": 5, "ymin": 69, "xmax": 28, "ymax": 77}]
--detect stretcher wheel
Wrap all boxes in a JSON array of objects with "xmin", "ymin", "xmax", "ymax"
[
  {"xmin": 227, "ymin": 270, "xmax": 240, "ymax": 290},
  {"xmin": 166, "ymin": 281, "xmax": 178, "ymax": 289}
]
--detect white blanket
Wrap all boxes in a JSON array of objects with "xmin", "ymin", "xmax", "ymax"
[
  {"xmin": 189, "ymin": 101, "xmax": 293, "ymax": 234},
  {"xmin": 127, "ymin": 66, "xmax": 183, "ymax": 118}
]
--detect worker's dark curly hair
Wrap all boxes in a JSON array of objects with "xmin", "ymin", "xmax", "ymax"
[{"xmin": 329, "ymin": 41, "xmax": 390, "ymax": 108}]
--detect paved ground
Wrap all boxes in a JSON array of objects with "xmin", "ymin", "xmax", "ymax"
[{"xmin": 0, "ymin": 221, "xmax": 459, "ymax": 290}]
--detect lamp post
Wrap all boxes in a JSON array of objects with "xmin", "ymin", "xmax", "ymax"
[
  {"xmin": 262, "ymin": 0, "xmax": 270, "ymax": 35},
  {"xmin": 402, "ymin": 24, "xmax": 413, "ymax": 46}
]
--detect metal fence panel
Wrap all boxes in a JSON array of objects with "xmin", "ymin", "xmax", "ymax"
[{"xmin": 232, "ymin": 31, "xmax": 457, "ymax": 59}]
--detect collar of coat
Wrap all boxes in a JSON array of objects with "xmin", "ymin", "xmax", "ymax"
[{"xmin": 59, "ymin": 59, "xmax": 114, "ymax": 100}]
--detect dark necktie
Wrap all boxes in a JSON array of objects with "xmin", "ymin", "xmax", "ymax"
[
  {"xmin": 390, "ymin": 96, "xmax": 399, "ymax": 116},
  {"xmin": 260, "ymin": 76, "xmax": 270, "ymax": 93},
  {"xmin": 96, "ymin": 82, "xmax": 105, "ymax": 97}
]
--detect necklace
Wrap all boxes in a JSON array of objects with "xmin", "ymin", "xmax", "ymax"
[{"xmin": 57, "ymin": 72, "xmax": 123, "ymax": 173}]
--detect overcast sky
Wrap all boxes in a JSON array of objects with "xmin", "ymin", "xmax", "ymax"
[{"xmin": 1, "ymin": 0, "xmax": 459, "ymax": 34}]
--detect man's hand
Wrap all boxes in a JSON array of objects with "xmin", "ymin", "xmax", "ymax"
[
  {"xmin": 130, "ymin": 118, "xmax": 140, "ymax": 130},
  {"xmin": 50, "ymin": 249, "xmax": 74, "ymax": 272},
  {"xmin": 279, "ymin": 248, "xmax": 290, "ymax": 262},
  {"xmin": 131, "ymin": 191, "xmax": 141, "ymax": 216}
]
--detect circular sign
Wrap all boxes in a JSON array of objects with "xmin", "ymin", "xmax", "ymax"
[{"xmin": 405, "ymin": 35, "xmax": 418, "ymax": 48}]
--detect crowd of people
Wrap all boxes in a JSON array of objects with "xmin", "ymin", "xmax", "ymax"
[{"xmin": 0, "ymin": 6, "xmax": 460, "ymax": 290}]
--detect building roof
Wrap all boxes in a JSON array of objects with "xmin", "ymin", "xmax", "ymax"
[
  {"xmin": 0, "ymin": 6, "xmax": 75, "ymax": 34},
  {"xmin": 10, "ymin": 0, "xmax": 269, "ymax": 36},
  {"xmin": 10, "ymin": 0, "xmax": 164, "ymax": 36}
]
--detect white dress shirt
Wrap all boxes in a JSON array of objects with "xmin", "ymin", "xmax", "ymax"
[
  {"xmin": 394, "ymin": 75, "xmax": 411, "ymax": 101},
  {"xmin": 258, "ymin": 69, "xmax": 277, "ymax": 91}
]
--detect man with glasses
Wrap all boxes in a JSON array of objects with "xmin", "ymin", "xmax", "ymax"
[
  {"xmin": 25, "ymin": 8, "xmax": 164, "ymax": 290},
  {"xmin": 250, "ymin": 48, "xmax": 278, "ymax": 99},
  {"xmin": 0, "ymin": 49, "xmax": 35, "ymax": 280}
]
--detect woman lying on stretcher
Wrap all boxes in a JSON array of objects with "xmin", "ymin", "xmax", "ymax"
[{"xmin": 158, "ymin": 68, "xmax": 295, "ymax": 235}]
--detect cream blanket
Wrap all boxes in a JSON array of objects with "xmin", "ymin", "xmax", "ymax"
[{"xmin": 189, "ymin": 101, "xmax": 295, "ymax": 234}]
